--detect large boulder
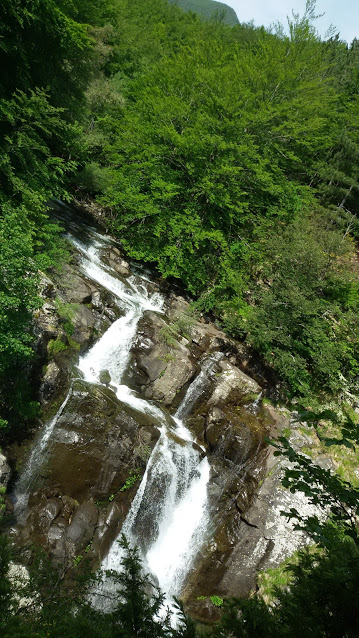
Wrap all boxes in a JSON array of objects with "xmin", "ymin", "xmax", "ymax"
[
  {"xmin": 101, "ymin": 246, "xmax": 130, "ymax": 277},
  {"xmin": 132, "ymin": 311, "xmax": 197, "ymax": 405},
  {"xmin": 0, "ymin": 451, "xmax": 11, "ymax": 487},
  {"xmin": 39, "ymin": 361, "xmax": 62, "ymax": 403},
  {"xmin": 43, "ymin": 381, "xmax": 160, "ymax": 501},
  {"xmin": 56, "ymin": 264, "xmax": 93, "ymax": 304},
  {"xmin": 70, "ymin": 304, "xmax": 95, "ymax": 347}
]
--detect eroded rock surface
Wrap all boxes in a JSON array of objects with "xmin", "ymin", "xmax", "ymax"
[
  {"xmin": 17, "ymin": 381, "xmax": 160, "ymax": 570},
  {"xmin": 33, "ymin": 258, "xmax": 125, "ymax": 408},
  {"xmin": 101, "ymin": 246, "xmax": 130, "ymax": 277},
  {"xmin": 0, "ymin": 451, "xmax": 11, "ymax": 487},
  {"xmin": 131, "ymin": 311, "xmax": 197, "ymax": 405}
]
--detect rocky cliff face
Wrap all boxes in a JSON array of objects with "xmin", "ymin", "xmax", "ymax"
[{"xmin": 4, "ymin": 213, "xmax": 325, "ymax": 622}]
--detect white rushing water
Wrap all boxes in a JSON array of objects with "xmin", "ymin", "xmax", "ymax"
[{"xmin": 15, "ymin": 216, "xmax": 215, "ymax": 606}]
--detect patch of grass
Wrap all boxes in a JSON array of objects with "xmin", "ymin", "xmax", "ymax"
[
  {"xmin": 120, "ymin": 470, "xmax": 142, "ymax": 492},
  {"xmin": 299, "ymin": 413, "xmax": 359, "ymax": 487},
  {"xmin": 54, "ymin": 299, "xmax": 81, "ymax": 337},
  {"xmin": 262, "ymin": 397, "xmax": 274, "ymax": 406},
  {"xmin": 159, "ymin": 324, "xmax": 178, "ymax": 348},
  {"xmin": 67, "ymin": 336, "xmax": 81, "ymax": 351},
  {"xmin": 48, "ymin": 338, "xmax": 67, "ymax": 356},
  {"xmin": 210, "ymin": 595, "xmax": 223, "ymax": 607},
  {"xmin": 159, "ymin": 311, "xmax": 197, "ymax": 349},
  {"xmin": 257, "ymin": 546, "xmax": 322, "ymax": 604},
  {"xmin": 196, "ymin": 595, "xmax": 224, "ymax": 607},
  {"xmin": 107, "ymin": 470, "xmax": 142, "ymax": 503},
  {"xmin": 159, "ymin": 353, "xmax": 175, "ymax": 363}
]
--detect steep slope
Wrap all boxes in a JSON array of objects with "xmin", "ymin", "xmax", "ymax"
[{"xmin": 168, "ymin": 0, "xmax": 238, "ymax": 25}]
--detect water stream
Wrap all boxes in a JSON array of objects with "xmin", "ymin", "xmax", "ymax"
[{"xmin": 14, "ymin": 215, "xmax": 216, "ymax": 606}]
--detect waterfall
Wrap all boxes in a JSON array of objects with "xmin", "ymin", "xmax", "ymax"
[
  {"xmin": 14, "ymin": 213, "xmax": 216, "ymax": 607},
  {"xmin": 14, "ymin": 388, "xmax": 73, "ymax": 517}
]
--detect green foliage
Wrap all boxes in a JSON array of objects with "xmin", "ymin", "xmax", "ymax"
[
  {"xmin": 120, "ymin": 470, "xmax": 142, "ymax": 492},
  {"xmin": 107, "ymin": 535, "xmax": 172, "ymax": 637},
  {"xmin": 0, "ymin": 0, "xmax": 93, "ymax": 113},
  {"xmin": 48, "ymin": 339, "xmax": 68, "ymax": 356},
  {"xmin": 241, "ymin": 213, "xmax": 359, "ymax": 397},
  {"xmin": 196, "ymin": 594, "xmax": 224, "ymax": 607},
  {"xmin": 55, "ymin": 299, "xmax": 82, "ymax": 337},
  {"xmin": 214, "ymin": 538, "xmax": 359, "ymax": 637},
  {"xmin": 0, "ymin": 534, "xmax": 199, "ymax": 637},
  {"xmin": 210, "ymin": 595, "xmax": 223, "ymax": 608},
  {"xmin": 108, "ymin": 470, "xmax": 142, "ymax": 502},
  {"xmin": 0, "ymin": 0, "xmax": 110, "ymax": 437},
  {"xmin": 81, "ymin": 0, "xmax": 359, "ymax": 399}
]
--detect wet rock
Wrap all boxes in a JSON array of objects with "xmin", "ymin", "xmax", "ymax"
[
  {"xmin": 102, "ymin": 246, "xmax": 130, "ymax": 277},
  {"xmin": 132, "ymin": 311, "xmax": 196, "ymax": 405},
  {"xmin": 208, "ymin": 360, "xmax": 261, "ymax": 406},
  {"xmin": 18, "ymin": 382, "xmax": 162, "ymax": 567},
  {"xmin": 91, "ymin": 290, "xmax": 103, "ymax": 311},
  {"xmin": 57, "ymin": 264, "xmax": 92, "ymax": 304},
  {"xmin": 213, "ymin": 448, "xmax": 323, "ymax": 600},
  {"xmin": 21, "ymin": 491, "xmax": 64, "ymax": 547},
  {"xmin": 104, "ymin": 306, "xmax": 117, "ymax": 322},
  {"xmin": 41, "ymin": 383, "xmax": 152, "ymax": 502},
  {"xmin": 65, "ymin": 499, "xmax": 98, "ymax": 553},
  {"xmin": 71, "ymin": 305, "xmax": 95, "ymax": 347},
  {"xmin": 99, "ymin": 370, "xmax": 111, "ymax": 386},
  {"xmin": 34, "ymin": 302, "xmax": 60, "ymax": 344},
  {"xmin": 40, "ymin": 361, "xmax": 62, "ymax": 403},
  {"xmin": 182, "ymin": 405, "xmax": 325, "ymax": 621},
  {"xmin": 0, "ymin": 451, "xmax": 11, "ymax": 487},
  {"xmin": 206, "ymin": 407, "xmax": 262, "ymax": 468},
  {"xmin": 91, "ymin": 502, "xmax": 125, "ymax": 562},
  {"xmin": 37, "ymin": 498, "xmax": 62, "ymax": 528}
]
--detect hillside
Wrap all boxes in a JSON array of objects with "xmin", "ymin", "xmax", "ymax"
[
  {"xmin": 168, "ymin": 0, "xmax": 238, "ymax": 25},
  {"xmin": 0, "ymin": 1, "xmax": 359, "ymax": 636}
]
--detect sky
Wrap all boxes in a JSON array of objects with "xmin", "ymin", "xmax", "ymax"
[{"xmin": 220, "ymin": 0, "xmax": 358, "ymax": 43}]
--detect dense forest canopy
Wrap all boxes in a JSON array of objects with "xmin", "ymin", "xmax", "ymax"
[
  {"xmin": 0, "ymin": 0, "xmax": 359, "ymax": 633},
  {"xmin": 0, "ymin": 0, "xmax": 359, "ymax": 425},
  {"xmin": 78, "ymin": 0, "xmax": 359, "ymax": 401}
]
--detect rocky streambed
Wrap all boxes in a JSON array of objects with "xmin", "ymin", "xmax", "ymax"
[{"xmin": 1, "ymin": 204, "xmax": 326, "ymax": 622}]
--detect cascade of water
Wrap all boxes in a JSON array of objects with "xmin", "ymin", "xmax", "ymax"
[
  {"xmin": 13, "ymin": 225, "xmax": 163, "ymax": 516},
  {"xmin": 14, "ymin": 215, "xmax": 216, "ymax": 609},
  {"xmin": 99, "ymin": 354, "xmax": 223, "ymax": 604},
  {"xmin": 14, "ymin": 388, "xmax": 74, "ymax": 517},
  {"xmin": 248, "ymin": 390, "xmax": 263, "ymax": 413},
  {"xmin": 175, "ymin": 351, "xmax": 224, "ymax": 422}
]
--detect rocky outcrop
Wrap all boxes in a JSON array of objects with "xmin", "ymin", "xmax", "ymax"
[
  {"xmin": 101, "ymin": 246, "xmax": 130, "ymax": 277},
  {"xmin": 0, "ymin": 451, "xmax": 11, "ymax": 487},
  {"xmin": 57, "ymin": 264, "xmax": 93, "ymax": 304},
  {"xmin": 17, "ymin": 381, "xmax": 160, "ymax": 570},
  {"xmin": 11, "ymin": 212, "xmax": 325, "ymax": 621},
  {"xmin": 181, "ymin": 406, "xmax": 328, "ymax": 621},
  {"xmin": 131, "ymin": 294, "xmax": 326, "ymax": 621},
  {"xmin": 34, "ymin": 260, "xmax": 125, "ymax": 408},
  {"xmin": 131, "ymin": 311, "xmax": 197, "ymax": 405}
]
